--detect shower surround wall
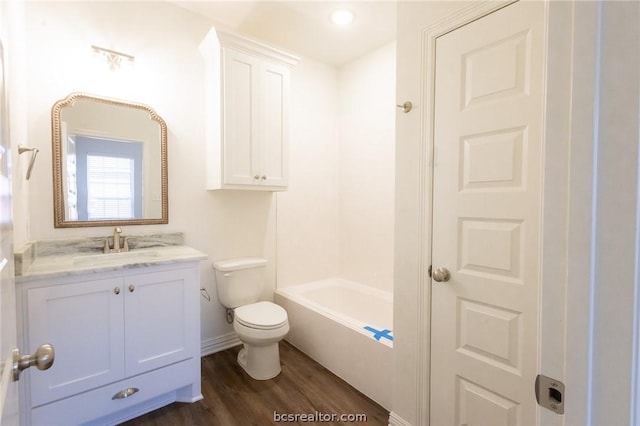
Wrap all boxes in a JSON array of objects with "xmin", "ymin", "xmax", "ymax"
[
  {"xmin": 338, "ymin": 42, "xmax": 396, "ymax": 292},
  {"xmin": 277, "ymin": 42, "xmax": 396, "ymax": 293}
]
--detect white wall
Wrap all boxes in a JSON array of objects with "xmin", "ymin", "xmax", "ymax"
[
  {"xmin": 5, "ymin": 0, "xmax": 29, "ymax": 250},
  {"xmin": 586, "ymin": 2, "xmax": 640, "ymax": 423},
  {"xmin": 277, "ymin": 43, "xmax": 396, "ymax": 292},
  {"xmin": 338, "ymin": 42, "xmax": 395, "ymax": 292},
  {"xmin": 276, "ymin": 58, "xmax": 340, "ymax": 288}
]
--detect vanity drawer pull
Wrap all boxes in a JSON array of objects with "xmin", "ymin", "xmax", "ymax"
[
  {"xmin": 112, "ymin": 387, "xmax": 139, "ymax": 400},
  {"xmin": 129, "ymin": 284, "xmax": 135, "ymax": 293},
  {"xmin": 113, "ymin": 287, "xmax": 120, "ymax": 295}
]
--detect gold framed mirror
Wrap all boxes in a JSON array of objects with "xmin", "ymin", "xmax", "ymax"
[{"xmin": 52, "ymin": 93, "xmax": 168, "ymax": 228}]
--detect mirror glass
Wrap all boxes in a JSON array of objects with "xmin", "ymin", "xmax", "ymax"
[{"xmin": 52, "ymin": 93, "xmax": 168, "ymax": 227}]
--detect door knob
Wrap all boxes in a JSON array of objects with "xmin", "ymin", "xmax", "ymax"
[
  {"xmin": 12, "ymin": 343, "xmax": 55, "ymax": 381},
  {"xmin": 432, "ymin": 267, "xmax": 451, "ymax": 283},
  {"xmin": 396, "ymin": 101, "xmax": 413, "ymax": 113}
]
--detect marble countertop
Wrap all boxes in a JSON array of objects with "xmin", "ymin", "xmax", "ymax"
[{"xmin": 15, "ymin": 233, "xmax": 208, "ymax": 282}]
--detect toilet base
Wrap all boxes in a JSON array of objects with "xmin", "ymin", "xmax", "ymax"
[{"xmin": 237, "ymin": 342, "xmax": 282, "ymax": 380}]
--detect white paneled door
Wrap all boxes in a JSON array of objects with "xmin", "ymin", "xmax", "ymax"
[
  {"xmin": 430, "ymin": 1, "xmax": 545, "ymax": 425},
  {"xmin": 0, "ymin": 36, "xmax": 19, "ymax": 425}
]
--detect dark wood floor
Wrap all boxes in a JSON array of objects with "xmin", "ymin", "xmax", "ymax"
[{"xmin": 121, "ymin": 341, "xmax": 389, "ymax": 425}]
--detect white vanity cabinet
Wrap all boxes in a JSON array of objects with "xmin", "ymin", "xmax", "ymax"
[
  {"xmin": 200, "ymin": 28, "xmax": 299, "ymax": 191},
  {"xmin": 17, "ymin": 261, "xmax": 202, "ymax": 425}
]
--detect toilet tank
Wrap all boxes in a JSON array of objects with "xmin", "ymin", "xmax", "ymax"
[{"xmin": 213, "ymin": 257, "xmax": 267, "ymax": 308}]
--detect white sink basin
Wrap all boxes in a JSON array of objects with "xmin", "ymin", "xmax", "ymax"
[{"xmin": 72, "ymin": 250, "xmax": 160, "ymax": 267}]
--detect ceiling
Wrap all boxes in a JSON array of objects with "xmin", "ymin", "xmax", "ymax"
[{"xmin": 171, "ymin": 1, "xmax": 397, "ymax": 67}]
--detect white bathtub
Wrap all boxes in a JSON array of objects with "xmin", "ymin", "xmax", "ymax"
[{"xmin": 275, "ymin": 278, "xmax": 392, "ymax": 410}]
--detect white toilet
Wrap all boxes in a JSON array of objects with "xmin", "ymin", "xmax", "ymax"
[{"xmin": 213, "ymin": 257, "xmax": 289, "ymax": 380}]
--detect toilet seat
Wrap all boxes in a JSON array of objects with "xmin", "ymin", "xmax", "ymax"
[{"xmin": 235, "ymin": 301, "xmax": 288, "ymax": 330}]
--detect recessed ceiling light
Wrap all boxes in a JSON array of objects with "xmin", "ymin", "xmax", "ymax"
[{"xmin": 330, "ymin": 9, "xmax": 355, "ymax": 26}]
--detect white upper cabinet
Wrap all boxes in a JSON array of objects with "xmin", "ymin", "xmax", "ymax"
[{"xmin": 200, "ymin": 28, "xmax": 299, "ymax": 191}]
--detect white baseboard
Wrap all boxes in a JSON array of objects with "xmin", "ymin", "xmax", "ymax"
[
  {"xmin": 388, "ymin": 411, "xmax": 413, "ymax": 426},
  {"xmin": 200, "ymin": 332, "xmax": 241, "ymax": 357}
]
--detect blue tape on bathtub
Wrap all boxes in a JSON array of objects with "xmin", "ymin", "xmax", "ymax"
[{"xmin": 364, "ymin": 326, "xmax": 393, "ymax": 342}]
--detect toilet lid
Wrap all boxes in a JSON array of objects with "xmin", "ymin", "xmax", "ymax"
[{"xmin": 235, "ymin": 301, "xmax": 288, "ymax": 330}]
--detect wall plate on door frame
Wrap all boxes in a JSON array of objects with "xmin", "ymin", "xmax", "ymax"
[{"xmin": 535, "ymin": 374, "xmax": 565, "ymax": 414}]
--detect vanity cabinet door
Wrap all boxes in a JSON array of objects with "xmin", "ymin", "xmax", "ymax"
[
  {"xmin": 124, "ymin": 268, "xmax": 198, "ymax": 377},
  {"xmin": 26, "ymin": 278, "xmax": 125, "ymax": 407}
]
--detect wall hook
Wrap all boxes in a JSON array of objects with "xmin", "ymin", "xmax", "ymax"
[
  {"xmin": 396, "ymin": 101, "xmax": 413, "ymax": 113},
  {"xmin": 18, "ymin": 145, "xmax": 39, "ymax": 180}
]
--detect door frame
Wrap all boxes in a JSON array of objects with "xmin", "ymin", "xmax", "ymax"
[
  {"xmin": 393, "ymin": 0, "xmax": 605, "ymax": 424},
  {"xmin": 412, "ymin": 2, "xmax": 530, "ymax": 424},
  {"xmin": 393, "ymin": 1, "xmax": 640, "ymax": 425},
  {"xmin": 0, "ymin": 0, "xmax": 22, "ymax": 423},
  {"xmin": 427, "ymin": 0, "xmax": 548, "ymax": 423}
]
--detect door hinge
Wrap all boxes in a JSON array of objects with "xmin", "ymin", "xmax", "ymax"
[{"xmin": 535, "ymin": 374, "xmax": 565, "ymax": 414}]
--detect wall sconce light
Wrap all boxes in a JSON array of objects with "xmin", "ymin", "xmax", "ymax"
[{"xmin": 91, "ymin": 45, "xmax": 134, "ymax": 71}]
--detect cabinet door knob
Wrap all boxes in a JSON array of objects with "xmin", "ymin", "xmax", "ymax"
[
  {"xmin": 129, "ymin": 284, "xmax": 135, "ymax": 293},
  {"xmin": 254, "ymin": 175, "xmax": 260, "ymax": 180},
  {"xmin": 114, "ymin": 287, "xmax": 120, "ymax": 295},
  {"xmin": 261, "ymin": 175, "xmax": 267, "ymax": 180}
]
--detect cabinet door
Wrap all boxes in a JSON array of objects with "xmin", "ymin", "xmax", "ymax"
[
  {"xmin": 259, "ymin": 61, "xmax": 290, "ymax": 187},
  {"xmin": 124, "ymin": 268, "xmax": 198, "ymax": 376},
  {"xmin": 222, "ymin": 48, "xmax": 261, "ymax": 185},
  {"xmin": 27, "ymin": 278, "xmax": 125, "ymax": 407}
]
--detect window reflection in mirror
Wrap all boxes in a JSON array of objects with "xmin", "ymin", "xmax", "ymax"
[
  {"xmin": 52, "ymin": 93, "xmax": 168, "ymax": 228},
  {"xmin": 67, "ymin": 135, "xmax": 144, "ymax": 221}
]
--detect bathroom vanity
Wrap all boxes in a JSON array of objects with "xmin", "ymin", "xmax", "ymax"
[{"xmin": 14, "ymin": 235, "xmax": 206, "ymax": 425}]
